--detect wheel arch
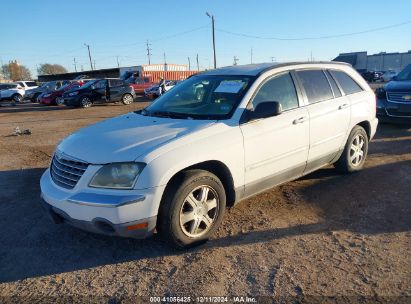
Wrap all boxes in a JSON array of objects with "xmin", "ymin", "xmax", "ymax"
[
  {"xmin": 160, "ymin": 160, "xmax": 236, "ymax": 208},
  {"xmin": 356, "ymin": 120, "xmax": 371, "ymax": 140}
]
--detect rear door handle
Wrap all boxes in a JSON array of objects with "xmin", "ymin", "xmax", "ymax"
[
  {"xmin": 338, "ymin": 103, "xmax": 349, "ymax": 110},
  {"xmin": 292, "ymin": 116, "xmax": 308, "ymax": 124}
]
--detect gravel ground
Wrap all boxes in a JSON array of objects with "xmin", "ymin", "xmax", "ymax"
[{"xmin": 0, "ymin": 100, "xmax": 410, "ymax": 303}]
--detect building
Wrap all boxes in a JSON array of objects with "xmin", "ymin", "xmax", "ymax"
[{"xmin": 333, "ymin": 51, "xmax": 411, "ymax": 73}]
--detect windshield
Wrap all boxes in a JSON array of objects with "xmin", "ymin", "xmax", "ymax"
[
  {"xmin": 396, "ymin": 65, "xmax": 411, "ymax": 81},
  {"xmin": 141, "ymin": 75, "xmax": 253, "ymax": 120}
]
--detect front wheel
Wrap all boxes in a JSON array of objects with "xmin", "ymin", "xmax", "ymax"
[
  {"xmin": 12, "ymin": 94, "xmax": 22, "ymax": 103},
  {"xmin": 55, "ymin": 96, "xmax": 64, "ymax": 105},
  {"xmin": 157, "ymin": 170, "xmax": 226, "ymax": 248},
  {"xmin": 121, "ymin": 93, "xmax": 134, "ymax": 105},
  {"xmin": 334, "ymin": 126, "xmax": 368, "ymax": 173},
  {"xmin": 80, "ymin": 96, "xmax": 92, "ymax": 108}
]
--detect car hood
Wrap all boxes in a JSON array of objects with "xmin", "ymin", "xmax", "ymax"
[
  {"xmin": 58, "ymin": 112, "xmax": 216, "ymax": 164},
  {"xmin": 384, "ymin": 80, "xmax": 411, "ymax": 92}
]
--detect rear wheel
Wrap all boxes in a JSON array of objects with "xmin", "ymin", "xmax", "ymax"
[
  {"xmin": 121, "ymin": 93, "xmax": 134, "ymax": 105},
  {"xmin": 334, "ymin": 126, "xmax": 368, "ymax": 173},
  {"xmin": 80, "ymin": 96, "xmax": 92, "ymax": 108},
  {"xmin": 157, "ymin": 170, "xmax": 226, "ymax": 248},
  {"xmin": 31, "ymin": 93, "xmax": 40, "ymax": 103},
  {"xmin": 12, "ymin": 94, "xmax": 22, "ymax": 103},
  {"xmin": 55, "ymin": 96, "xmax": 64, "ymax": 105}
]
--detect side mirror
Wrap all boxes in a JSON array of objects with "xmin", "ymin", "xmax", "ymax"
[
  {"xmin": 248, "ymin": 101, "xmax": 282, "ymax": 121},
  {"xmin": 91, "ymin": 85, "xmax": 96, "ymax": 90},
  {"xmin": 392, "ymin": 76, "xmax": 398, "ymax": 81}
]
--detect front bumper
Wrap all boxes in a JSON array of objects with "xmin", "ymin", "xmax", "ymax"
[
  {"xmin": 377, "ymin": 98, "xmax": 411, "ymax": 124},
  {"xmin": 39, "ymin": 96, "xmax": 56, "ymax": 105},
  {"xmin": 40, "ymin": 169, "xmax": 163, "ymax": 238}
]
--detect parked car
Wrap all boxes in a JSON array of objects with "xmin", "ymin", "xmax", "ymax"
[
  {"xmin": 15, "ymin": 80, "xmax": 38, "ymax": 90},
  {"xmin": 128, "ymin": 77, "xmax": 155, "ymax": 94},
  {"xmin": 62, "ymin": 78, "xmax": 136, "ymax": 108},
  {"xmin": 376, "ymin": 64, "xmax": 411, "ymax": 123},
  {"xmin": 0, "ymin": 83, "xmax": 25, "ymax": 102},
  {"xmin": 381, "ymin": 70, "xmax": 398, "ymax": 82},
  {"xmin": 38, "ymin": 81, "xmax": 85, "ymax": 105},
  {"xmin": 361, "ymin": 70, "xmax": 382, "ymax": 83},
  {"xmin": 25, "ymin": 80, "xmax": 70, "ymax": 102},
  {"xmin": 40, "ymin": 62, "xmax": 378, "ymax": 248},
  {"xmin": 144, "ymin": 80, "xmax": 177, "ymax": 97}
]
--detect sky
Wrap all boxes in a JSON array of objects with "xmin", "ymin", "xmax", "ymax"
[{"xmin": 1, "ymin": 0, "xmax": 411, "ymax": 77}]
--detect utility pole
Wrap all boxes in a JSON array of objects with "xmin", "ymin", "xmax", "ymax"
[
  {"xmin": 116, "ymin": 56, "xmax": 120, "ymax": 68},
  {"xmin": 196, "ymin": 54, "xmax": 200, "ymax": 71},
  {"xmin": 73, "ymin": 58, "xmax": 77, "ymax": 72},
  {"xmin": 84, "ymin": 43, "xmax": 93, "ymax": 70},
  {"xmin": 146, "ymin": 40, "xmax": 152, "ymax": 65},
  {"xmin": 187, "ymin": 57, "xmax": 191, "ymax": 70},
  {"xmin": 250, "ymin": 48, "xmax": 253, "ymax": 64},
  {"xmin": 81, "ymin": 65, "xmax": 84, "ymax": 72},
  {"xmin": 270, "ymin": 56, "xmax": 276, "ymax": 63},
  {"xmin": 206, "ymin": 12, "xmax": 217, "ymax": 69},
  {"xmin": 94, "ymin": 60, "xmax": 96, "ymax": 70},
  {"xmin": 233, "ymin": 56, "xmax": 239, "ymax": 66},
  {"xmin": 163, "ymin": 52, "xmax": 167, "ymax": 70}
]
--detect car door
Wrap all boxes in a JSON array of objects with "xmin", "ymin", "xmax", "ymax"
[
  {"xmin": 240, "ymin": 72, "xmax": 310, "ymax": 197},
  {"xmin": 92, "ymin": 79, "xmax": 108, "ymax": 102},
  {"xmin": 108, "ymin": 79, "xmax": 124, "ymax": 101},
  {"xmin": 295, "ymin": 69, "xmax": 350, "ymax": 173}
]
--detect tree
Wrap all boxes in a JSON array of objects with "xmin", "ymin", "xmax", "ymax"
[
  {"xmin": 37, "ymin": 63, "xmax": 68, "ymax": 75},
  {"xmin": 1, "ymin": 61, "xmax": 32, "ymax": 81}
]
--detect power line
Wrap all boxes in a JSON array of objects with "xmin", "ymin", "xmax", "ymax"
[{"xmin": 217, "ymin": 20, "xmax": 411, "ymax": 41}]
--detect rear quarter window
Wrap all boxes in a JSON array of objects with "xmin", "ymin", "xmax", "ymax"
[
  {"xmin": 330, "ymin": 70, "xmax": 363, "ymax": 95},
  {"xmin": 296, "ymin": 70, "xmax": 334, "ymax": 103}
]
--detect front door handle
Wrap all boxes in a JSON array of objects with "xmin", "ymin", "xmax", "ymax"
[
  {"xmin": 338, "ymin": 103, "xmax": 349, "ymax": 110},
  {"xmin": 293, "ymin": 116, "xmax": 308, "ymax": 124}
]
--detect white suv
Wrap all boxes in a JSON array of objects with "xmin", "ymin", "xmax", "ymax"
[
  {"xmin": 0, "ymin": 83, "xmax": 25, "ymax": 102},
  {"xmin": 40, "ymin": 62, "xmax": 378, "ymax": 248}
]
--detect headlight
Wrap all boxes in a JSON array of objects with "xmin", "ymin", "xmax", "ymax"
[
  {"xmin": 69, "ymin": 91, "xmax": 79, "ymax": 96},
  {"xmin": 89, "ymin": 162, "xmax": 145, "ymax": 189}
]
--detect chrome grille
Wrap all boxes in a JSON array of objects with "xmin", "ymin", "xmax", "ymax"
[
  {"xmin": 50, "ymin": 153, "xmax": 88, "ymax": 189},
  {"xmin": 387, "ymin": 92, "xmax": 411, "ymax": 103}
]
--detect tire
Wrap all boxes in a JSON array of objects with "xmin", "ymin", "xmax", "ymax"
[
  {"xmin": 12, "ymin": 94, "xmax": 22, "ymax": 103},
  {"xmin": 121, "ymin": 93, "xmax": 134, "ymax": 105},
  {"xmin": 31, "ymin": 93, "xmax": 40, "ymax": 103},
  {"xmin": 55, "ymin": 96, "xmax": 64, "ymax": 106},
  {"xmin": 80, "ymin": 96, "xmax": 92, "ymax": 108},
  {"xmin": 157, "ymin": 169, "xmax": 226, "ymax": 248},
  {"xmin": 334, "ymin": 126, "xmax": 368, "ymax": 173}
]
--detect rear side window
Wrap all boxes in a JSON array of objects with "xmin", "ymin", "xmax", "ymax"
[
  {"xmin": 330, "ymin": 70, "xmax": 363, "ymax": 95},
  {"xmin": 296, "ymin": 70, "xmax": 333, "ymax": 103},
  {"xmin": 325, "ymin": 71, "xmax": 342, "ymax": 98},
  {"xmin": 252, "ymin": 72, "xmax": 299, "ymax": 111},
  {"xmin": 26, "ymin": 81, "xmax": 37, "ymax": 87},
  {"xmin": 110, "ymin": 79, "xmax": 125, "ymax": 87}
]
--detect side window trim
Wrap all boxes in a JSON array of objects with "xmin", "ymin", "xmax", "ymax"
[
  {"xmin": 324, "ymin": 69, "xmax": 338, "ymax": 98},
  {"xmin": 326, "ymin": 69, "xmax": 345, "ymax": 96}
]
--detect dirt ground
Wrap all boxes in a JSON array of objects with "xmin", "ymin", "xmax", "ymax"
[{"xmin": 0, "ymin": 99, "xmax": 410, "ymax": 303}]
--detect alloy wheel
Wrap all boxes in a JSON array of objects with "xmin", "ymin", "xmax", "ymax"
[
  {"xmin": 350, "ymin": 134, "xmax": 365, "ymax": 166},
  {"xmin": 179, "ymin": 185, "xmax": 219, "ymax": 238}
]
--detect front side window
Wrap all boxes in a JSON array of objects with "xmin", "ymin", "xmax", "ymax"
[
  {"xmin": 143, "ymin": 75, "xmax": 253, "ymax": 119},
  {"xmin": 94, "ymin": 79, "xmax": 107, "ymax": 89},
  {"xmin": 26, "ymin": 82, "xmax": 37, "ymax": 87},
  {"xmin": 330, "ymin": 70, "xmax": 363, "ymax": 95},
  {"xmin": 252, "ymin": 72, "xmax": 299, "ymax": 111},
  {"xmin": 296, "ymin": 70, "xmax": 334, "ymax": 103}
]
